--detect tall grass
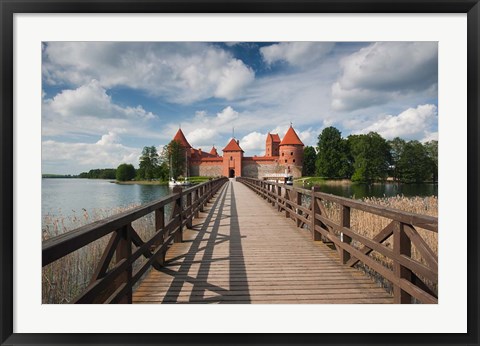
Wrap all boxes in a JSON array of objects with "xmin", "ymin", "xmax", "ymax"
[
  {"xmin": 318, "ymin": 195, "xmax": 438, "ymax": 295},
  {"xmin": 42, "ymin": 206, "xmax": 161, "ymax": 304}
]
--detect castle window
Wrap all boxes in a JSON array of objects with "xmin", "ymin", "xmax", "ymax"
[
  {"xmin": 230, "ymin": 156, "xmax": 233, "ymax": 161},
  {"xmin": 285, "ymin": 159, "xmax": 287, "ymax": 163},
  {"xmin": 293, "ymin": 159, "xmax": 295, "ymax": 163},
  {"xmin": 291, "ymin": 152, "xmax": 293, "ymax": 155},
  {"xmin": 282, "ymin": 153, "xmax": 284, "ymax": 156}
]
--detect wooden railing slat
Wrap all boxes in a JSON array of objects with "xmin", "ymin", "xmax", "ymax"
[
  {"xmin": 402, "ymin": 224, "xmax": 439, "ymax": 271},
  {"xmin": 43, "ymin": 177, "xmax": 228, "ymax": 303},
  {"xmin": 238, "ymin": 177, "xmax": 438, "ymax": 304},
  {"xmin": 345, "ymin": 220, "xmax": 396, "ymax": 267},
  {"xmin": 90, "ymin": 231, "xmax": 122, "ymax": 283}
]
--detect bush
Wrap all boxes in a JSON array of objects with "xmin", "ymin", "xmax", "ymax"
[{"xmin": 116, "ymin": 163, "xmax": 136, "ymax": 181}]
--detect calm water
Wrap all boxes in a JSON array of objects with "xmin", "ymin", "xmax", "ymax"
[
  {"xmin": 42, "ymin": 178, "xmax": 171, "ymax": 220},
  {"xmin": 43, "ymin": 178, "xmax": 437, "ymax": 222},
  {"xmin": 296, "ymin": 181, "xmax": 438, "ymax": 199}
]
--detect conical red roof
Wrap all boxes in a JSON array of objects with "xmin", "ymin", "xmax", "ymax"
[
  {"xmin": 173, "ymin": 129, "xmax": 191, "ymax": 148},
  {"xmin": 222, "ymin": 138, "xmax": 243, "ymax": 152},
  {"xmin": 280, "ymin": 126, "xmax": 304, "ymax": 146},
  {"xmin": 209, "ymin": 146, "xmax": 219, "ymax": 156}
]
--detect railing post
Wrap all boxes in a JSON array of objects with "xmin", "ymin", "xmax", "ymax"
[
  {"xmin": 277, "ymin": 185, "xmax": 282, "ymax": 211},
  {"xmin": 285, "ymin": 188, "xmax": 291, "ymax": 219},
  {"xmin": 172, "ymin": 186, "xmax": 183, "ymax": 243},
  {"xmin": 310, "ymin": 187, "xmax": 322, "ymax": 241},
  {"xmin": 340, "ymin": 206, "xmax": 351, "ymax": 264},
  {"xmin": 199, "ymin": 186, "xmax": 205, "ymax": 212},
  {"xmin": 155, "ymin": 206, "xmax": 165, "ymax": 265},
  {"xmin": 194, "ymin": 188, "xmax": 200, "ymax": 216},
  {"xmin": 269, "ymin": 184, "xmax": 274, "ymax": 206},
  {"xmin": 116, "ymin": 224, "xmax": 132, "ymax": 303},
  {"xmin": 394, "ymin": 222, "xmax": 412, "ymax": 303},
  {"xmin": 186, "ymin": 191, "xmax": 192, "ymax": 228},
  {"xmin": 296, "ymin": 190, "xmax": 302, "ymax": 228}
]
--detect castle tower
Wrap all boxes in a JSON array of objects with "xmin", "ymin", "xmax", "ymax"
[
  {"xmin": 173, "ymin": 128, "xmax": 192, "ymax": 157},
  {"xmin": 222, "ymin": 139, "xmax": 244, "ymax": 178},
  {"xmin": 265, "ymin": 133, "xmax": 281, "ymax": 157},
  {"xmin": 279, "ymin": 125, "xmax": 304, "ymax": 177}
]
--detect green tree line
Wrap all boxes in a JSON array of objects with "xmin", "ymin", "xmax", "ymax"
[
  {"xmin": 302, "ymin": 126, "xmax": 437, "ymax": 183},
  {"xmin": 114, "ymin": 141, "xmax": 186, "ymax": 182},
  {"xmin": 79, "ymin": 141, "xmax": 186, "ymax": 182},
  {"xmin": 78, "ymin": 168, "xmax": 116, "ymax": 179}
]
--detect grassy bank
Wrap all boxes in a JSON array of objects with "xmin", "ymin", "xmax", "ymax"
[
  {"xmin": 115, "ymin": 180, "xmax": 168, "ymax": 185},
  {"xmin": 115, "ymin": 176, "xmax": 212, "ymax": 185},
  {"xmin": 296, "ymin": 177, "xmax": 352, "ymax": 186}
]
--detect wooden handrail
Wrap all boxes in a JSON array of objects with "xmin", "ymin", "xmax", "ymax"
[
  {"xmin": 237, "ymin": 177, "xmax": 438, "ymax": 304},
  {"xmin": 42, "ymin": 177, "xmax": 228, "ymax": 303}
]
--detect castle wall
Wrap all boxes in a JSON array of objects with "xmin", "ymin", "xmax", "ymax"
[
  {"xmin": 242, "ymin": 160, "xmax": 284, "ymax": 178},
  {"xmin": 190, "ymin": 160, "xmax": 223, "ymax": 177}
]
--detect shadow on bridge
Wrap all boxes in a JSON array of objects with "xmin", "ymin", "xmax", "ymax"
[{"xmin": 158, "ymin": 181, "xmax": 251, "ymax": 303}]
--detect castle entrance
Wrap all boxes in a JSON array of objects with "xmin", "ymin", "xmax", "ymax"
[{"xmin": 229, "ymin": 169, "xmax": 235, "ymax": 178}]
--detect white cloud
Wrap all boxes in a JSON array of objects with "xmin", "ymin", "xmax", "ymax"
[
  {"xmin": 44, "ymin": 80, "xmax": 155, "ymax": 120},
  {"xmin": 186, "ymin": 128, "xmax": 219, "ymax": 149},
  {"xmin": 332, "ymin": 42, "xmax": 438, "ymax": 111},
  {"xmin": 260, "ymin": 42, "xmax": 334, "ymax": 66},
  {"xmin": 216, "ymin": 106, "xmax": 239, "ymax": 124},
  {"xmin": 43, "ymin": 42, "xmax": 255, "ymax": 104},
  {"xmin": 42, "ymin": 131, "xmax": 141, "ymax": 173},
  {"xmin": 167, "ymin": 106, "xmax": 242, "ymax": 148},
  {"xmin": 240, "ymin": 131, "xmax": 266, "ymax": 154},
  {"xmin": 357, "ymin": 104, "xmax": 438, "ymax": 140},
  {"xmin": 422, "ymin": 131, "xmax": 438, "ymax": 143}
]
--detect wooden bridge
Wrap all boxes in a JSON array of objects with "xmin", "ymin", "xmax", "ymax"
[{"xmin": 43, "ymin": 177, "xmax": 438, "ymax": 304}]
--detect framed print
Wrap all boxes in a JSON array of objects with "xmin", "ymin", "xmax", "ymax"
[{"xmin": 1, "ymin": 0, "xmax": 479, "ymax": 345}]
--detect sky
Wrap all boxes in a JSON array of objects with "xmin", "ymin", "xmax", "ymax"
[{"xmin": 41, "ymin": 41, "xmax": 438, "ymax": 174}]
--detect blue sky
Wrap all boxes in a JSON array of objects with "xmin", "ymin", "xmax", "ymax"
[{"xmin": 42, "ymin": 42, "xmax": 438, "ymax": 174}]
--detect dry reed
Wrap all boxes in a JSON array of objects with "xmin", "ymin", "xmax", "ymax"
[
  {"xmin": 318, "ymin": 195, "xmax": 438, "ymax": 296},
  {"xmin": 42, "ymin": 205, "xmax": 163, "ymax": 304}
]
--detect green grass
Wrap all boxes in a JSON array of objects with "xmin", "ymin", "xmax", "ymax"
[
  {"xmin": 186, "ymin": 176, "xmax": 213, "ymax": 183},
  {"xmin": 116, "ymin": 176, "xmax": 214, "ymax": 185},
  {"xmin": 115, "ymin": 180, "xmax": 168, "ymax": 185}
]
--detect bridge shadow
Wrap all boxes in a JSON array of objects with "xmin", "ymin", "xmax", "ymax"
[{"xmin": 158, "ymin": 180, "xmax": 250, "ymax": 303}]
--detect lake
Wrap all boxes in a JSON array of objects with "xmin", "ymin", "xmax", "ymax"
[
  {"xmin": 42, "ymin": 179, "xmax": 171, "ymax": 226},
  {"xmin": 296, "ymin": 181, "xmax": 438, "ymax": 200},
  {"xmin": 42, "ymin": 178, "xmax": 438, "ymax": 224}
]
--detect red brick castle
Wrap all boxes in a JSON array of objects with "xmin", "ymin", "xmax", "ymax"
[{"xmin": 172, "ymin": 125, "xmax": 304, "ymax": 178}]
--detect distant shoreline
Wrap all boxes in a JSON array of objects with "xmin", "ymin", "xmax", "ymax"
[{"xmin": 115, "ymin": 180, "xmax": 168, "ymax": 185}]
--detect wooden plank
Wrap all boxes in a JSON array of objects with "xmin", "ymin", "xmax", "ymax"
[{"xmin": 133, "ymin": 179, "xmax": 393, "ymax": 305}]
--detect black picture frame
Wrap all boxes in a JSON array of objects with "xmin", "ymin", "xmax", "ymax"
[{"xmin": 1, "ymin": 1, "xmax": 479, "ymax": 345}]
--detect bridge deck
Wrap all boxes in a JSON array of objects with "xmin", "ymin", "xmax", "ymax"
[{"xmin": 133, "ymin": 179, "xmax": 393, "ymax": 304}]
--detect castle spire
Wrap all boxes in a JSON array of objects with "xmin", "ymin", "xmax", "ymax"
[{"xmin": 173, "ymin": 128, "xmax": 192, "ymax": 148}]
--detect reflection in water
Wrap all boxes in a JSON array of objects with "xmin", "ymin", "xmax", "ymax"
[
  {"xmin": 298, "ymin": 181, "xmax": 437, "ymax": 199},
  {"xmin": 42, "ymin": 179, "xmax": 171, "ymax": 221}
]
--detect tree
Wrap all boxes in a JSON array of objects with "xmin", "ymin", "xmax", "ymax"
[
  {"xmin": 164, "ymin": 140, "xmax": 186, "ymax": 180},
  {"xmin": 302, "ymin": 146, "xmax": 317, "ymax": 176},
  {"xmin": 79, "ymin": 168, "xmax": 116, "ymax": 179},
  {"xmin": 116, "ymin": 163, "xmax": 136, "ymax": 181},
  {"xmin": 155, "ymin": 162, "xmax": 170, "ymax": 181},
  {"xmin": 423, "ymin": 140, "xmax": 438, "ymax": 182},
  {"xmin": 348, "ymin": 132, "xmax": 391, "ymax": 183},
  {"xmin": 397, "ymin": 141, "xmax": 432, "ymax": 183},
  {"xmin": 138, "ymin": 146, "xmax": 160, "ymax": 180},
  {"xmin": 388, "ymin": 137, "xmax": 406, "ymax": 181},
  {"xmin": 315, "ymin": 127, "xmax": 352, "ymax": 178}
]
